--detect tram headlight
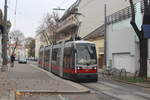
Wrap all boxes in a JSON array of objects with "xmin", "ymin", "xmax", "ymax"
[
  {"xmin": 77, "ymin": 67, "xmax": 82, "ymax": 70},
  {"xmin": 92, "ymin": 66, "xmax": 97, "ymax": 69}
]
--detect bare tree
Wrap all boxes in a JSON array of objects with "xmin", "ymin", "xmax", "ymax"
[
  {"xmin": 9, "ymin": 30, "xmax": 25, "ymax": 56},
  {"xmin": 36, "ymin": 26, "xmax": 50, "ymax": 45},
  {"xmin": 36, "ymin": 12, "xmax": 59, "ymax": 45},
  {"xmin": 129, "ymin": 0, "xmax": 150, "ymax": 78}
]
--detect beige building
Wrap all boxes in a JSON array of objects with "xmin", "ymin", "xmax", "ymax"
[
  {"xmin": 84, "ymin": 25, "xmax": 104, "ymax": 68},
  {"xmin": 35, "ymin": 33, "xmax": 45, "ymax": 59},
  {"xmin": 56, "ymin": 0, "xmax": 80, "ymax": 41}
]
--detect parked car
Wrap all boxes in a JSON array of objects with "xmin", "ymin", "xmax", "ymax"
[{"xmin": 18, "ymin": 57, "xmax": 27, "ymax": 64}]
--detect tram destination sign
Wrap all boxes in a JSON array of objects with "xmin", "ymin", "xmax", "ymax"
[{"xmin": 143, "ymin": 24, "xmax": 150, "ymax": 38}]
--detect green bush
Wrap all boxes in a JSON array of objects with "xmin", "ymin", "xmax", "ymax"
[{"xmin": 115, "ymin": 76, "xmax": 144, "ymax": 83}]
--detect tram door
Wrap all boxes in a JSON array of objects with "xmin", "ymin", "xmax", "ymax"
[
  {"xmin": 42, "ymin": 48, "xmax": 45, "ymax": 68},
  {"xmin": 59, "ymin": 42, "xmax": 65, "ymax": 77},
  {"xmin": 49, "ymin": 46, "xmax": 52, "ymax": 72}
]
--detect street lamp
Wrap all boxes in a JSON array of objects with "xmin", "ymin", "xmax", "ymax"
[{"xmin": 1, "ymin": 0, "xmax": 8, "ymax": 72}]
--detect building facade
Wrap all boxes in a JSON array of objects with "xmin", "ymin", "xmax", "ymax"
[
  {"xmin": 56, "ymin": 0, "xmax": 80, "ymax": 42},
  {"xmin": 75, "ymin": 0, "xmax": 142, "ymax": 74},
  {"xmin": 106, "ymin": 1, "xmax": 142, "ymax": 74},
  {"xmin": 84, "ymin": 25, "xmax": 105, "ymax": 68},
  {"xmin": 35, "ymin": 33, "xmax": 44, "ymax": 59}
]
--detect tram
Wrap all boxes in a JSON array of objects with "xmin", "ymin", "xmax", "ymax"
[{"xmin": 38, "ymin": 39, "xmax": 98, "ymax": 82}]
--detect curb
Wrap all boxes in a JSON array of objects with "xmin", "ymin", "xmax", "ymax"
[
  {"xmin": 15, "ymin": 90, "xmax": 89, "ymax": 94},
  {"xmin": 30, "ymin": 64, "xmax": 90, "ymax": 93},
  {"xmin": 113, "ymin": 79, "xmax": 150, "ymax": 88}
]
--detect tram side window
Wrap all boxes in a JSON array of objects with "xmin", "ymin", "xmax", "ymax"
[
  {"xmin": 52, "ymin": 48, "xmax": 58, "ymax": 61},
  {"xmin": 64, "ymin": 47, "xmax": 74, "ymax": 68},
  {"xmin": 56, "ymin": 48, "xmax": 61, "ymax": 64},
  {"xmin": 39, "ymin": 51, "xmax": 43, "ymax": 61},
  {"xmin": 45, "ymin": 50, "xmax": 50, "ymax": 62}
]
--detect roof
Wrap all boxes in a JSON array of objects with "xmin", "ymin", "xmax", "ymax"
[
  {"xmin": 66, "ymin": 40, "xmax": 96, "ymax": 45},
  {"xmin": 60, "ymin": 0, "xmax": 81, "ymax": 21},
  {"xmin": 83, "ymin": 25, "xmax": 105, "ymax": 40}
]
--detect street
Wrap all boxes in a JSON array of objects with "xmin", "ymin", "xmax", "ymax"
[
  {"xmin": 81, "ymin": 73, "xmax": 150, "ymax": 100},
  {"xmin": 14, "ymin": 61, "xmax": 150, "ymax": 100},
  {"xmin": 1, "ymin": 0, "xmax": 150, "ymax": 100},
  {"xmin": 1, "ymin": 61, "xmax": 150, "ymax": 100}
]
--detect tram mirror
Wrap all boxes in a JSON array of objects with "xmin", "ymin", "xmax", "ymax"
[{"xmin": 73, "ymin": 48, "xmax": 77, "ymax": 53}]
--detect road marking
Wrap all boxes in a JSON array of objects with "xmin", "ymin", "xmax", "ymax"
[
  {"xmin": 58, "ymin": 95, "xmax": 70, "ymax": 100},
  {"xmin": 135, "ymin": 92, "xmax": 150, "ymax": 99}
]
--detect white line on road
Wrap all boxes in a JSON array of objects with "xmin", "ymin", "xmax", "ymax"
[
  {"xmin": 58, "ymin": 95, "xmax": 69, "ymax": 100},
  {"xmin": 135, "ymin": 92, "xmax": 150, "ymax": 99}
]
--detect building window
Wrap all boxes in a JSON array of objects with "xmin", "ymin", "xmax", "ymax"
[{"xmin": 99, "ymin": 47, "xmax": 104, "ymax": 53}]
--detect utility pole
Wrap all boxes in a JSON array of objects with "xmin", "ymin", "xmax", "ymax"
[
  {"xmin": 1, "ymin": 0, "xmax": 8, "ymax": 72},
  {"xmin": 104, "ymin": 4, "xmax": 107, "ymax": 68}
]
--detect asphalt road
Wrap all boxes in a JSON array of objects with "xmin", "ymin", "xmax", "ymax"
[
  {"xmin": 28, "ymin": 61, "xmax": 150, "ymax": 100},
  {"xmin": 81, "ymin": 72, "xmax": 150, "ymax": 100}
]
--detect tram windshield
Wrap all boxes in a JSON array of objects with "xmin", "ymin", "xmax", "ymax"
[{"xmin": 76, "ymin": 43, "xmax": 97, "ymax": 65}]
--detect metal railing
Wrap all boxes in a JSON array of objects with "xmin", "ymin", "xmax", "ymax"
[
  {"xmin": 57, "ymin": 14, "xmax": 78, "ymax": 33},
  {"xmin": 106, "ymin": 1, "xmax": 144, "ymax": 25}
]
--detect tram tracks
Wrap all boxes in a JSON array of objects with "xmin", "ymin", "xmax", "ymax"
[
  {"xmin": 80, "ymin": 79, "xmax": 150, "ymax": 100},
  {"xmin": 80, "ymin": 82, "xmax": 121, "ymax": 100}
]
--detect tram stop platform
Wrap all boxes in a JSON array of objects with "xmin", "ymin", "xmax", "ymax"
[{"xmin": 0, "ymin": 62, "xmax": 90, "ymax": 100}]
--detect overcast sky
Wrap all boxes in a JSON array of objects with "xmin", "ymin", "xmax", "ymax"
[{"xmin": 0, "ymin": 0, "xmax": 76, "ymax": 38}]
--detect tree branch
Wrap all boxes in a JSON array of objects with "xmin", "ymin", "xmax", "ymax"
[
  {"xmin": 130, "ymin": 21, "xmax": 142, "ymax": 40},
  {"xmin": 129, "ymin": 0, "xmax": 142, "ymax": 40}
]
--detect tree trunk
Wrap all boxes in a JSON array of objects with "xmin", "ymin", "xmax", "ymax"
[
  {"xmin": 11, "ymin": 40, "xmax": 18, "ymax": 56},
  {"xmin": 139, "ymin": 36, "xmax": 148, "ymax": 78},
  {"xmin": 129, "ymin": 0, "xmax": 148, "ymax": 78}
]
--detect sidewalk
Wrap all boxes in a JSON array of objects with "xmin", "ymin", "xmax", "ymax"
[{"xmin": 0, "ymin": 62, "xmax": 89, "ymax": 100}]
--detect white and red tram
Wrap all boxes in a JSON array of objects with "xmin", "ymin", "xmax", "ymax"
[{"xmin": 38, "ymin": 40, "xmax": 98, "ymax": 82}]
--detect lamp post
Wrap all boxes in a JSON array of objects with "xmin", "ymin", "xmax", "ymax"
[
  {"xmin": 1, "ymin": 0, "xmax": 8, "ymax": 72},
  {"xmin": 104, "ymin": 4, "xmax": 107, "ymax": 68}
]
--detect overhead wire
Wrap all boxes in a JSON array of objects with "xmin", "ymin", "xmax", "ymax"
[{"xmin": 54, "ymin": 0, "xmax": 69, "ymax": 17}]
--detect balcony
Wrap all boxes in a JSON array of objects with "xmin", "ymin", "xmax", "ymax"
[{"xmin": 56, "ymin": 14, "xmax": 78, "ymax": 33}]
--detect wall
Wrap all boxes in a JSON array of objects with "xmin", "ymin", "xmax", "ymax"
[
  {"xmin": 106, "ymin": 1, "xmax": 142, "ymax": 73},
  {"xmin": 77, "ymin": 0, "xmax": 141, "ymax": 38},
  {"xmin": 35, "ymin": 34, "xmax": 41, "ymax": 59},
  {"xmin": 77, "ymin": 0, "xmax": 104, "ymax": 38},
  {"xmin": 88, "ymin": 37, "xmax": 104, "ymax": 57}
]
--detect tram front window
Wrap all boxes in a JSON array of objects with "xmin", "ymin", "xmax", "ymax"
[{"xmin": 76, "ymin": 43, "xmax": 97, "ymax": 65}]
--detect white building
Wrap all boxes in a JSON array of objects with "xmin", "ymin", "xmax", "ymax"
[
  {"xmin": 75, "ymin": 0, "xmax": 142, "ymax": 74},
  {"xmin": 106, "ymin": 1, "xmax": 143, "ymax": 74},
  {"xmin": 77, "ymin": 0, "xmax": 141, "ymax": 38}
]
